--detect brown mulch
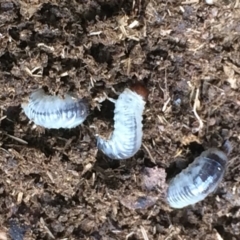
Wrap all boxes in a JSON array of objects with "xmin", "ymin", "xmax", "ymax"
[{"xmin": 1, "ymin": 0, "xmax": 240, "ymax": 239}]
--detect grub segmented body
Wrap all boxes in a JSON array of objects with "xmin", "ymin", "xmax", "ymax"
[
  {"xmin": 166, "ymin": 148, "xmax": 228, "ymax": 209},
  {"xmin": 22, "ymin": 89, "xmax": 89, "ymax": 129},
  {"xmin": 96, "ymin": 84, "xmax": 148, "ymax": 160}
]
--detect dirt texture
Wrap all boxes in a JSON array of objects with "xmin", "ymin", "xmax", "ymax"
[{"xmin": 1, "ymin": 0, "xmax": 240, "ymax": 239}]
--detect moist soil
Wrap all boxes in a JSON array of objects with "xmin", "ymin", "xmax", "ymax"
[{"xmin": 0, "ymin": 0, "xmax": 240, "ymax": 239}]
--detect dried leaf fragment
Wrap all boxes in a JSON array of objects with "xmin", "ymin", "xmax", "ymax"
[{"xmin": 120, "ymin": 195, "xmax": 158, "ymax": 210}]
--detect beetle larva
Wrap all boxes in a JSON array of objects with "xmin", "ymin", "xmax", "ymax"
[
  {"xmin": 166, "ymin": 148, "xmax": 228, "ymax": 209},
  {"xmin": 96, "ymin": 84, "xmax": 149, "ymax": 160},
  {"xmin": 22, "ymin": 89, "xmax": 89, "ymax": 129}
]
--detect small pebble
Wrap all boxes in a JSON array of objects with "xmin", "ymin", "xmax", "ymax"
[{"xmin": 206, "ymin": 0, "xmax": 214, "ymax": 5}]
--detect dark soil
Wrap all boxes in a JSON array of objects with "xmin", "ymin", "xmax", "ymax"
[{"xmin": 1, "ymin": 0, "xmax": 240, "ymax": 239}]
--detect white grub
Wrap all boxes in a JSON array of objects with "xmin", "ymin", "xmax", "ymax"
[
  {"xmin": 96, "ymin": 84, "xmax": 149, "ymax": 160},
  {"xmin": 22, "ymin": 88, "xmax": 89, "ymax": 129},
  {"xmin": 166, "ymin": 148, "xmax": 228, "ymax": 209}
]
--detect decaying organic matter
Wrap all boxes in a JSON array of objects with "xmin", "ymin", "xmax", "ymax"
[{"xmin": 1, "ymin": 0, "xmax": 240, "ymax": 239}]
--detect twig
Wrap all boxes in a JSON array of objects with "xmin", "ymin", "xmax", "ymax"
[
  {"xmin": 4, "ymin": 133, "xmax": 28, "ymax": 145},
  {"xmin": 192, "ymin": 88, "xmax": 203, "ymax": 133},
  {"xmin": 142, "ymin": 143, "xmax": 156, "ymax": 164},
  {"xmin": 140, "ymin": 226, "xmax": 149, "ymax": 240}
]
